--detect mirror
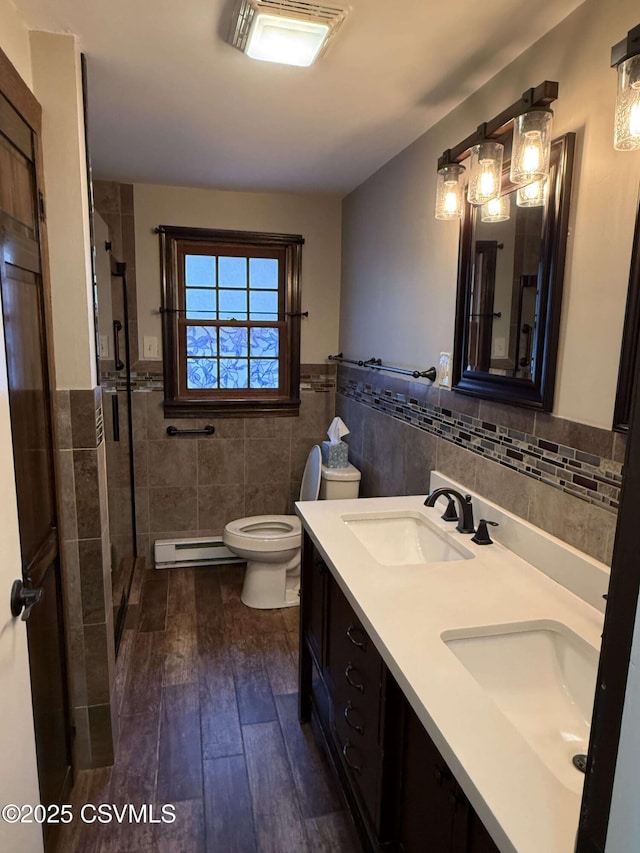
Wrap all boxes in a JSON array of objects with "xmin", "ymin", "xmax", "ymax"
[
  {"xmin": 453, "ymin": 132, "xmax": 575, "ymax": 410},
  {"xmin": 613, "ymin": 194, "xmax": 640, "ymax": 432}
]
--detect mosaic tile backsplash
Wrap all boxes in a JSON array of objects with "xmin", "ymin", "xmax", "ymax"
[
  {"xmin": 101, "ymin": 364, "xmax": 337, "ymax": 394},
  {"xmin": 338, "ymin": 368, "xmax": 623, "ymax": 515}
]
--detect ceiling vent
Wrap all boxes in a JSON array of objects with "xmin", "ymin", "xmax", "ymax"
[{"xmin": 229, "ymin": 0, "xmax": 348, "ymax": 67}]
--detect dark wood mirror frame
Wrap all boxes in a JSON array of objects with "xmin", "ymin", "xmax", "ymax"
[
  {"xmin": 452, "ymin": 132, "xmax": 575, "ymax": 410},
  {"xmin": 613, "ymin": 193, "xmax": 640, "ymax": 433}
]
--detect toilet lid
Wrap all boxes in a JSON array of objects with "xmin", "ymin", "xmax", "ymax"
[{"xmin": 299, "ymin": 445, "xmax": 322, "ymax": 502}]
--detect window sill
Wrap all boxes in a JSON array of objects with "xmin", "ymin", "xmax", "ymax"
[{"xmin": 162, "ymin": 398, "xmax": 301, "ymax": 418}]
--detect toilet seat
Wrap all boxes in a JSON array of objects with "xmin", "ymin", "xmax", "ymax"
[
  {"xmin": 224, "ymin": 515, "xmax": 301, "ymax": 553},
  {"xmin": 299, "ymin": 444, "xmax": 322, "ymax": 502},
  {"xmin": 222, "ymin": 444, "xmax": 356, "ymax": 609}
]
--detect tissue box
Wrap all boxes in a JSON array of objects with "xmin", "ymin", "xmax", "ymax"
[{"xmin": 321, "ymin": 440, "xmax": 349, "ymax": 468}]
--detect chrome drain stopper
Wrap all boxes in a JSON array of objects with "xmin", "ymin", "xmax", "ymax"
[{"xmin": 572, "ymin": 754, "xmax": 588, "ymax": 773}]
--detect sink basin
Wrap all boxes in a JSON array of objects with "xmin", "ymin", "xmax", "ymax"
[
  {"xmin": 442, "ymin": 620, "xmax": 598, "ymax": 791},
  {"xmin": 342, "ymin": 511, "xmax": 474, "ymax": 565}
]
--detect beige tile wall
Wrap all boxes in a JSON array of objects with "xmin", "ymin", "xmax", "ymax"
[
  {"xmin": 336, "ymin": 367, "xmax": 621, "ymax": 565},
  {"xmin": 132, "ymin": 386, "xmax": 336, "ymax": 565},
  {"xmin": 56, "ymin": 389, "xmax": 116, "ymax": 770}
]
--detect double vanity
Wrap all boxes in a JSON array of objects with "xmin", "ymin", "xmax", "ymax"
[{"xmin": 296, "ymin": 473, "xmax": 607, "ymax": 853}]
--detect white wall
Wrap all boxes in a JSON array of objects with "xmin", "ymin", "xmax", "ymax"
[
  {"xmin": 133, "ymin": 184, "xmax": 342, "ymax": 364},
  {"xmin": 340, "ymin": 0, "xmax": 640, "ymax": 429},
  {"xmin": 0, "ymin": 0, "xmax": 31, "ymax": 87},
  {"xmin": 30, "ymin": 32, "xmax": 97, "ymax": 390}
]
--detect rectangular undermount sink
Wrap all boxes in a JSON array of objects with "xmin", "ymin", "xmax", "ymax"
[
  {"xmin": 442, "ymin": 620, "xmax": 599, "ymax": 792},
  {"xmin": 342, "ymin": 511, "xmax": 474, "ymax": 565}
]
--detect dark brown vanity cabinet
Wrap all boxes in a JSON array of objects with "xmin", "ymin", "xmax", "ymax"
[
  {"xmin": 299, "ymin": 533, "xmax": 500, "ymax": 853},
  {"xmin": 400, "ymin": 701, "xmax": 500, "ymax": 853},
  {"xmin": 325, "ymin": 572, "xmax": 394, "ymax": 835},
  {"xmin": 299, "ymin": 537, "xmax": 400, "ymax": 845}
]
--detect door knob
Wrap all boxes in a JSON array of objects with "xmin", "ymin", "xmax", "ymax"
[{"xmin": 10, "ymin": 579, "xmax": 44, "ymax": 621}]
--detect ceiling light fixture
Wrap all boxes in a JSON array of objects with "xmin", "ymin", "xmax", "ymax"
[
  {"xmin": 230, "ymin": 0, "xmax": 347, "ymax": 68},
  {"xmin": 611, "ymin": 24, "xmax": 640, "ymax": 151}
]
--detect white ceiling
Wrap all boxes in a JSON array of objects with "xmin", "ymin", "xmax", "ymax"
[{"xmin": 16, "ymin": 0, "xmax": 584, "ymax": 195}]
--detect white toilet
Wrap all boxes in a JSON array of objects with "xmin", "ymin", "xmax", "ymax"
[{"xmin": 223, "ymin": 446, "xmax": 361, "ymax": 609}]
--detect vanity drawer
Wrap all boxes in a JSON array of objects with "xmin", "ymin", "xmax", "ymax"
[
  {"xmin": 324, "ymin": 573, "xmax": 387, "ymax": 831},
  {"xmin": 333, "ymin": 707, "xmax": 381, "ymax": 828},
  {"xmin": 327, "ymin": 576, "xmax": 383, "ymax": 695},
  {"xmin": 333, "ymin": 680, "xmax": 380, "ymax": 745}
]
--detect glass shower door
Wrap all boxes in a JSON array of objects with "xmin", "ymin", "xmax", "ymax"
[{"xmin": 94, "ymin": 212, "xmax": 137, "ymax": 652}]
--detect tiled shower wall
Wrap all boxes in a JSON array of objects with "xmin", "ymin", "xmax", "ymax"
[
  {"xmin": 336, "ymin": 365, "xmax": 623, "ymax": 565},
  {"xmin": 93, "ymin": 181, "xmax": 139, "ymax": 365},
  {"xmin": 56, "ymin": 389, "xmax": 117, "ymax": 769},
  {"xmin": 125, "ymin": 366, "xmax": 337, "ymax": 565}
]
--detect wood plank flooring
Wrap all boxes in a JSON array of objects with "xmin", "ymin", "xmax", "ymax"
[{"xmin": 56, "ymin": 564, "xmax": 360, "ymax": 853}]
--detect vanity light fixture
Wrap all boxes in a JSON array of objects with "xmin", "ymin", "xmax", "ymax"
[
  {"xmin": 435, "ymin": 163, "xmax": 466, "ymax": 220},
  {"xmin": 467, "ymin": 140, "xmax": 504, "ymax": 206},
  {"xmin": 434, "ymin": 81, "xmax": 558, "ymax": 222},
  {"xmin": 516, "ymin": 178, "xmax": 547, "ymax": 208},
  {"xmin": 611, "ymin": 24, "xmax": 640, "ymax": 151},
  {"xmin": 229, "ymin": 0, "xmax": 347, "ymax": 67},
  {"xmin": 510, "ymin": 109, "xmax": 553, "ymax": 185},
  {"xmin": 481, "ymin": 194, "xmax": 511, "ymax": 222}
]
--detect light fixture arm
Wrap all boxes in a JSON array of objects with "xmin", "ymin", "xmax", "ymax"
[
  {"xmin": 611, "ymin": 24, "xmax": 640, "ymax": 67},
  {"xmin": 437, "ymin": 80, "xmax": 558, "ymax": 170}
]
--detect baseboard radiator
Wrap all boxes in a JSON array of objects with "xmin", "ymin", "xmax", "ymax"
[{"xmin": 154, "ymin": 536, "xmax": 244, "ymax": 569}]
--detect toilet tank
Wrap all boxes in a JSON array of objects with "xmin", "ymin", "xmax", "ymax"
[{"xmin": 319, "ymin": 463, "xmax": 361, "ymax": 500}]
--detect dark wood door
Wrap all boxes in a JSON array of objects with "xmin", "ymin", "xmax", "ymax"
[{"xmin": 0, "ymin": 84, "xmax": 72, "ymax": 834}]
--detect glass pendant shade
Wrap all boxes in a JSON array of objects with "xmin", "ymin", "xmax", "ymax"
[
  {"xmin": 516, "ymin": 179, "xmax": 547, "ymax": 208},
  {"xmin": 510, "ymin": 109, "xmax": 553, "ymax": 185},
  {"xmin": 435, "ymin": 163, "xmax": 466, "ymax": 220},
  {"xmin": 614, "ymin": 55, "xmax": 640, "ymax": 150},
  {"xmin": 467, "ymin": 141, "xmax": 503, "ymax": 205},
  {"xmin": 480, "ymin": 194, "xmax": 511, "ymax": 222}
]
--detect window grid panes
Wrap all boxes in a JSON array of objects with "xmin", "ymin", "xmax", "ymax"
[
  {"xmin": 185, "ymin": 322, "xmax": 280, "ymax": 391},
  {"xmin": 183, "ymin": 252, "xmax": 281, "ymax": 391},
  {"xmin": 184, "ymin": 254, "xmax": 279, "ymax": 322},
  {"xmin": 162, "ymin": 226, "xmax": 302, "ymax": 415}
]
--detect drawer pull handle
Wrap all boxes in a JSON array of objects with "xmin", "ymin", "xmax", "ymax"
[
  {"xmin": 344, "ymin": 663, "xmax": 364, "ymax": 692},
  {"xmin": 342, "ymin": 741, "xmax": 363, "ymax": 775},
  {"xmin": 346, "ymin": 624, "xmax": 367, "ymax": 650},
  {"xmin": 344, "ymin": 701, "xmax": 364, "ymax": 735}
]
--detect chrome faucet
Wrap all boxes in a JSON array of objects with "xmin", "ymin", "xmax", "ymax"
[{"xmin": 424, "ymin": 488, "xmax": 475, "ymax": 534}]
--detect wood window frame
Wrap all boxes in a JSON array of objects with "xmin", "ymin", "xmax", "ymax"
[{"xmin": 159, "ymin": 225, "xmax": 304, "ymax": 417}]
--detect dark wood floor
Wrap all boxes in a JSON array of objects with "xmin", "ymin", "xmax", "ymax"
[{"xmin": 57, "ymin": 564, "xmax": 361, "ymax": 853}]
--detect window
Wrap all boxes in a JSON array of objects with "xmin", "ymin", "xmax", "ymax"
[{"xmin": 159, "ymin": 226, "xmax": 304, "ymax": 417}]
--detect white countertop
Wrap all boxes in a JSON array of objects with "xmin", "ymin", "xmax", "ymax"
[{"xmin": 295, "ymin": 489, "xmax": 606, "ymax": 853}]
